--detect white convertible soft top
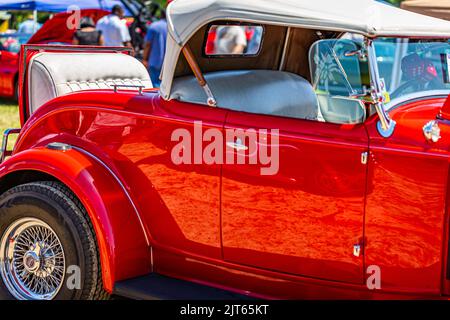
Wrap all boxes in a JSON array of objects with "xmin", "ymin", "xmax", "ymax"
[
  {"xmin": 167, "ymin": 0, "xmax": 450, "ymax": 45},
  {"xmin": 161, "ymin": 0, "xmax": 450, "ymax": 99}
]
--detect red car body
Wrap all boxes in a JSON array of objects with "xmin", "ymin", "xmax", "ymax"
[
  {"xmin": 0, "ymin": 42, "xmax": 447, "ymax": 299},
  {"xmin": 0, "ymin": 9, "xmax": 108, "ymax": 99},
  {"xmin": 1, "ymin": 0, "xmax": 450, "ymax": 300}
]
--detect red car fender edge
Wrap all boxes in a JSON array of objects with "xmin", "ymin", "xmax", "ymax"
[{"xmin": 0, "ymin": 147, "xmax": 152, "ymax": 292}]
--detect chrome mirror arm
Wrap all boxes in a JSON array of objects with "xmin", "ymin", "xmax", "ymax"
[{"xmin": 366, "ymin": 38, "xmax": 396, "ymax": 138}]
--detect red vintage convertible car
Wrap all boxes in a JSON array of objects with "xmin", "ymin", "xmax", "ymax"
[
  {"xmin": 1, "ymin": 0, "xmax": 450, "ymax": 300},
  {"xmin": 0, "ymin": 9, "xmax": 108, "ymax": 100}
]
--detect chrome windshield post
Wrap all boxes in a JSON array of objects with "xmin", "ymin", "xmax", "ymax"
[{"xmin": 366, "ymin": 38, "xmax": 396, "ymax": 138}]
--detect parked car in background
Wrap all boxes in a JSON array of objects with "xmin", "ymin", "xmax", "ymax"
[
  {"xmin": 2, "ymin": 0, "xmax": 450, "ymax": 300},
  {"xmin": 0, "ymin": 32, "xmax": 30, "ymax": 99}
]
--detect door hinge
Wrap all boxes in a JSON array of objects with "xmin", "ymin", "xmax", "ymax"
[
  {"xmin": 361, "ymin": 151, "xmax": 368, "ymax": 165},
  {"xmin": 353, "ymin": 244, "xmax": 362, "ymax": 257}
]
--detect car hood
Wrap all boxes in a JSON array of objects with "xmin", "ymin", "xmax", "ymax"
[{"xmin": 28, "ymin": 9, "xmax": 109, "ymax": 45}]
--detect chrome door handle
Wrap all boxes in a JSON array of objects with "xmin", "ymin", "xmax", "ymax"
[{"xmin": 226, "ymin": 138, "xmax": 248, "ymax": 151}]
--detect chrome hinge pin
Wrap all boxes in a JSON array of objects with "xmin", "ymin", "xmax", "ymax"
[
  {"xmin": 353, "ymin": 244, "xmax": 362, "ymax": 257},
  {"xmin": 361, "ymin": 152, "xmax": 368, "ymax": 165}
]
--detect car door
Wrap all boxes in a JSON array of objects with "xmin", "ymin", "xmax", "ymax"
[
  {"xmin": 221, "ymin": 38, "xmax": 371, "ymax": 284},
  {"xmin": 222, "ymin": 111, "xmax": 368, "ymax": 284},
  {"xmin": 129, "ymin": 97, "xmax": 228, "ymax": 259}
]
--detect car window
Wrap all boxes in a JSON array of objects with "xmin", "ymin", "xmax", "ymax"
[
  {"xmin": 204, "ymin": 24, "xmax": 263, "ymax": 56},
  {"xmin": 310, "ymin": 39, "xmax": 367, "ymax": 96},
  {"xmin": 309, "ymin": 39, "xmax": 368, "ymax": 124},
  {"xmin": 374, "ymin": 39, "xmax": 450, "ymax": 105}
]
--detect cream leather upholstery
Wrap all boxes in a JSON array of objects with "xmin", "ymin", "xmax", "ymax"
[
  {"xmin": 171, "ymin": 70, "xmax": 319, "ymax": 121},
  {"xmin": 28, "ymin": 52, "xmax": 152, "ymax": 113}
]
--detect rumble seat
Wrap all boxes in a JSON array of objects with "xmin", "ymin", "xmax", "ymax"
[
  {"xmin": 28, "ymin": 52, "xmax": 152, "ymax": 113},
  {"xmin": 170, "ymin": 70, "xmax": 319, "ymax": 121}
]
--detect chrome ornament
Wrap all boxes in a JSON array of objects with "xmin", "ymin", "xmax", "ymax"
[{"xmin": 423, "ymin": 120, "xmax": 441, "ymax": 143}]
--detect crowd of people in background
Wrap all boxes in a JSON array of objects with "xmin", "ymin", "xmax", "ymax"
[
  {"xmin": 73, "ymin": 16, "xmax": 104, "ymax": 46},
  {"xmin": 16, "ymin": 3, "xmax": 165, "ymax": 88},
  {"xmin": 71, "ymin": 4, "xmax": 167, "ymax": 87},
  {"xmin": 95, "ymin": 5, "xmax": 131, "ymax": 47},
  {"xmin": 206, "ymin": 25, "xmax": 263, "ymax": 56},
  {"xmin": 18, "ymin": 14, "xmax": 41, "ymax": 34},
  {"xmin": 2, "ymin": 3, "xmax": 261, "ymax": 89},
  {"xmin": 142, "ymin": 9, "xmax": 166, "ymax": 87},
  {"xmin": 72, "ymin": 5, "xmax": 129, "ymax": 47}
]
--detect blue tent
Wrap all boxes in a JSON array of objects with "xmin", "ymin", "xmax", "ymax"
[{"xmin": 0, "ymin": 0, "xmax": 135, "ymax": 16}]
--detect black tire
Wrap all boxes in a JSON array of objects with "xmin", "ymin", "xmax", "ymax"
[{"xmin": 0, "ymin": 181, "xmax": 109, "ymax": 300}]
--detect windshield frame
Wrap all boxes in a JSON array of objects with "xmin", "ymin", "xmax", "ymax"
[{"xmin": 364, "ymin": 37, "xmax": 397, "ymax": 137}]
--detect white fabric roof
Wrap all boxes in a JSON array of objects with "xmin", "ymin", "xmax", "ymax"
[{"xmin": 167, "ymin": 0, "xmax": 450, "ymax": 45}]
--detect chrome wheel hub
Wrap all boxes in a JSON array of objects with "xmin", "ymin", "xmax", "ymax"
[
  {"xmin": 23, "ymin": 251, "xmax": 40, "ymax": 273},
  {"xmin": 0, "ymin": 218, "xmax": 66, "ymax": 300}
]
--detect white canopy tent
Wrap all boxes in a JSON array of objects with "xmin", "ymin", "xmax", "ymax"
[{"xmin": 161, "ymin": 0, "xmax": 450, "ymax": 98}]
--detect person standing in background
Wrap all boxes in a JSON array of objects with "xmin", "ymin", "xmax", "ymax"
[
  {"xmin": 96, "ymin": 5, "xmax": 131, "ymax": 47},
  {"xmin": 73, "ymin": 17, "xmax": 104, "ymax": 46},
  {"xmin": 143, "ymin": 11, "xmax": 167, "ymax": 88},
  {"xmin": 214, "ymin": 26, "xmax": 247, "ymax": 54},
  {"xmin": 18, "ymin": 14, "xmax": 41, "ymax": 34}
]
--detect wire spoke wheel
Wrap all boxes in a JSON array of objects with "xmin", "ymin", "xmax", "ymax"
[{"xmin": 0, "ymin": 217, "xmax": 66, "ymax": 300}]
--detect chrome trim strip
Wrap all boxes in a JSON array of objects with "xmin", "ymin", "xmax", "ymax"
[
  {"xmin": 370, "ymin": 145, "xmax": 449, "ymax": 159},
  {"xmin": 72, "ymin": 146, "xmax": 151, "ymax": 247}
]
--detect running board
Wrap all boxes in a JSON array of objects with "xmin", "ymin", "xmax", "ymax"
[{"xmin": 113, "ymin": 274, "xmax": 252, "ymax": 300}]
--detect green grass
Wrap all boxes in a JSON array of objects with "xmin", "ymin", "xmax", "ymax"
[
  {"xmin": 0, "ymin": 98, "xmax": 21, "ymax": 149},
  {"xmin": 0, "ymin": 99, "xmax": 20, "ymax": 129}
]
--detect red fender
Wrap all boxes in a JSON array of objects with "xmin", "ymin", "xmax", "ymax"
[{"xmin": 0, "ymin": 147, "xmax": 152, "ymax": 292}]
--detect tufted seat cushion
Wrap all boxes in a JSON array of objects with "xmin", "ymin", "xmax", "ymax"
[
  {"xmin": 171, "ymin": 70, "xmax": 319, "ymax": 121},
  {"xmin": 28, "ymin": 52, "xmax": 152, "ymax": 113}
]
